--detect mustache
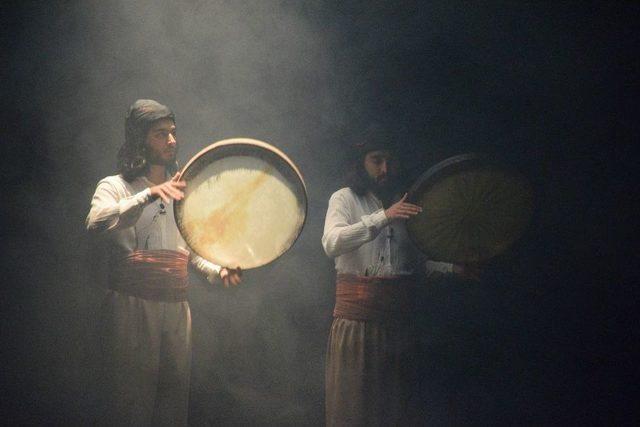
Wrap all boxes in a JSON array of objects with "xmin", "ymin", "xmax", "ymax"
[{"xmin": 368, "ymin": 175, "xmax": 395, "ymax": 188}]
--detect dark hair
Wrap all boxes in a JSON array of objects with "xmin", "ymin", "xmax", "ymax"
[
  {"xmin": 344, "ymin": 148, "xmax": 409, "ymax": 203},
  {"xmin": 344, "ymin": 156, "xmax": 370, "ymax": 196},
  {"xmin": 117, "ymin": 99, "xmax": 177, "ymax": 182}
]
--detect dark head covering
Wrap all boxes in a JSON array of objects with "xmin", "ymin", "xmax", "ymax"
[
  {"xmin": 118, "ymin": 99, "xmax": 176, "ymax": 182},
  {"xmin": 344, "ymin": 123, "xmax": 399, "ymax": 198},
  {"xmin": 350, "ymin": 123, "xmax": 395, "ymax": 161}
]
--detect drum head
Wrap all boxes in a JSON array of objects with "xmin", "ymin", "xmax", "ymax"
[
  {"xmin": 407, "ymin": 154, "xmax": 533, "ymax": 264},
  {"xmin": 174, "ymin": 138, "xmax": 307, "ymax": 269}
]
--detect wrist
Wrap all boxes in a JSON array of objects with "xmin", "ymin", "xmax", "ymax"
[
  {"xmin": 362, "ymin": 209, "xmax": 390, "ymax": 230},
  {"xmin": 139, "ymin": 188, "xmax": 154, "ymax": 205}
]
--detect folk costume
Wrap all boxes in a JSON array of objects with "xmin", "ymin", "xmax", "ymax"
[
  {"xmin": 87, "ymin": 100, "xmax": 218, "ymax": 426},
  {"xmin": 322, "ymin": 187, "xmax": 451, "ymax": 426}
]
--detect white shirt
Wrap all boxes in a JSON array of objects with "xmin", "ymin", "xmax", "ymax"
[
  {"xmin": 86, "ymin": 174, "xmax": 221, "ymax": 281},
  {"xmin": 322, "ymin": 187, "xmax": 452, "ymax": 277}
]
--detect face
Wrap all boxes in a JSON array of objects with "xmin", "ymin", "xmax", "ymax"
[
  {"xmin": 145, "ymin": 118, "xmax": 177, "ymax": 166},
  {"xmin": 363, "ymin": 150, "xmax": 397, "ymax": 187}
]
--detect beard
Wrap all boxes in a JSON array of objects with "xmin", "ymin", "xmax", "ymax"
[
  {"xmin": 146, "ymin": 146, "xmax": 177, "ymax": 167},
  {"xmin": 367, "ymin": 175, "xmax": 398, "ymax": 207}
]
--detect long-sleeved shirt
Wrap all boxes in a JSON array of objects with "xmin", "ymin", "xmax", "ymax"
[
  {"xmin": 322, "ymin": 187, "xmax": 452, "ymax": 277},
  {"xmin": 86, "ymin": 174, "xmax": 221, "ymax": 282}
]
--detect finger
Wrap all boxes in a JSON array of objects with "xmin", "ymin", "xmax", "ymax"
[
  {"xmin": 158, "ymin": 189, "xmax": 171, "ymax": 204},
  {"xmin": 400, "ymin": 193, "xmax": 408, "ymax": 202},
  {"xmin": 395, "ymin": 211, "xmax": 418, "ymax": 218},
  {"xmin": 397, "ymin": 208, "xmax": 420, "ymax": 215},
  {"xmin": 403, "ymin": 203, "xmax": 422, "ymax": 211},
  {"xmin": 397, "ymin": 207, "xmax": 420, "ymax": 215},
  {"xmin": 236, "ymin": 266, "xmax": 243, "ymax": 277},
  {"xmin": 221, "ymin": 270, "xmax": 229, "ymax": 287},
  {"xmin": 231, "ymin": 275, "xmax": 240, "ymax": 286},
  {"xmin": 167, "ymin": 186, "xmax": 185, "ymax": 200},
  {"xmin": 171, "ymin": 180, "xmax": 187, "ymax": 188},
  {"xmin": 399, "ymin": 203, "xmax": 422, "ymax": 210},
  {"xmin": 172, "ymin": 172, "xmax": 180, "ymax": 182},
  {"xmin": 163, "ymin": 191, "xmax": 179, "ymax": 202},
  {"xmin": 165, "ymin": 186, "xmax": 184, "ymax": 200},
  {"xmin": 163, "ymin": 186, "xmax": 178, "ymax": 198}
]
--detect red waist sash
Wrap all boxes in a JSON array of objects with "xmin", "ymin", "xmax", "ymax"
[
  {"xmin": 333, "ymin": 273, "xmax": 417, "ymax": 321},
  {"xmin": 109, "ymin": 250, "xmax": 189, "ymax": 302}
]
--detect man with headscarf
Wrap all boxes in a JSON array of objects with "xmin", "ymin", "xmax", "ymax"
[
  {"xmin": 322, "ymin": 136, "xmax": 477, "ymax": 426},
  {"xmin": 86, "ymin": 99, "xmax": 241, "ymax": 426}
]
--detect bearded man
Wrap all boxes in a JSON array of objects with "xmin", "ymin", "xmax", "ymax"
[
  {"xmin": 86, "ymin": 99, "xmax": 240, "ymax": 426},
  {"xmin": 322, "ymin": 140, "xmax": 475, "ymax": 426}
]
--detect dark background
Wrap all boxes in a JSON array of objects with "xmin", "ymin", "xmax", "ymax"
[{"xmin": 2, "ymin": 1, "xmax": 637, "ymax": 425}]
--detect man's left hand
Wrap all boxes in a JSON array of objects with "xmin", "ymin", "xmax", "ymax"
[{"xmin": 220, "ymin": 267, "xmax": 242, "ymax": 287}]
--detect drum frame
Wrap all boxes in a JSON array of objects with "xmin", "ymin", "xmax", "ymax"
[{"xmin": 174, "ymin": 138, "xmax": 308, "ymax": 269}]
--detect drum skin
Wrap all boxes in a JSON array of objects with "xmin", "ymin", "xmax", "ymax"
[
  {"xmin": 174, "ymin": 138, "xmax": 307, "ymax": 269},
  {"xmin": 406, "ymin": 154, "xmax": 533, "ymax": 264}
]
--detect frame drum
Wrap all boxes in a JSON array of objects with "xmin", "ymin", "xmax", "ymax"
[
  {"xmin": 174, "ymin": 138, "xmax": 307, "ymax": 269},
  {"xmin": 407, "ymin": 154, "xmax": 533, "ymax": 264}
]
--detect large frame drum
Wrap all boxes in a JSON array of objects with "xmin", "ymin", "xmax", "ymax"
[
  {"xmin": 407, "ymin": 154, "xmax": 533, "ymax": 264},
  {"xmin": 174, "ymin": 138, "xmax": 307, "ymax": 269}
]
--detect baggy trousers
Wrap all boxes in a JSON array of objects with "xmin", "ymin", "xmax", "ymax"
[
  {"xmin": 100, "ymin": 290, "xmax": 191, "ymax": 427},
  {"xmin": 325, "ymin": 317, "xmax": 416, "ymax": 427}
]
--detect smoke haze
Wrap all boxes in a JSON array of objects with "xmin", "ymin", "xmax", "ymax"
[{"xmin": 3, "ymin": 1, "xmax": 637, "ymax": 425}]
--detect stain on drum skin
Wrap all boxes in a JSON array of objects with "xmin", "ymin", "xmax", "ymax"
[{"xmin": 185, "ymin": 166, "xmax": 272, "ymax": 248}]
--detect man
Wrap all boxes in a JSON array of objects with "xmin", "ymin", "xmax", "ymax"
[
  {"xmin": 322, "ymin": 140, "xmax": 475, "ymax": 426},
  {"xmin": 86, "ymin": 99, "xmax": 241, "ymax": 426}
]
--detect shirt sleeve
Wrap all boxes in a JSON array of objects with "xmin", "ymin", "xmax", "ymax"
[
  {"xmin": 190, "ymin": 254, "xmax": 222, "ymax": 285},
  {"xmin": 86, "ymin": 179, "xmax": 152, "ymax": 233},
  {"xmin": 322, "ymin": 191, "xmax": 390, "ymax": 258}
]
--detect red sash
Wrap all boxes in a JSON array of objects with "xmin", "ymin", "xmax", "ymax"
[
  {"xmin": 333, "ymin": 274, "xmax": 416, "ymax": 321},
  {"xmin": 109, "ymin": 250, "xmax": 189, "ymax": 302}
]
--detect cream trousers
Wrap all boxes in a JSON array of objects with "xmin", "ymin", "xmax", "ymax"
[{"xmin": 101, "ymin": 290, "xmax": 191, "ymax": 427}]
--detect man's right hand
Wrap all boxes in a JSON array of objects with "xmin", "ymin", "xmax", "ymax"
[
  {"xmin": 149, "ymin": 173, "xmax": 186, "ymax": 204},
  {"xmin": 384, "ymin": 193, "xmax": 422, "ymax": 220}
]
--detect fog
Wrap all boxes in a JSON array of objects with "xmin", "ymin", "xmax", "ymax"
[{"xmin": 3, "ymin": 1, "xmax": 637, "ymax": 425}]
